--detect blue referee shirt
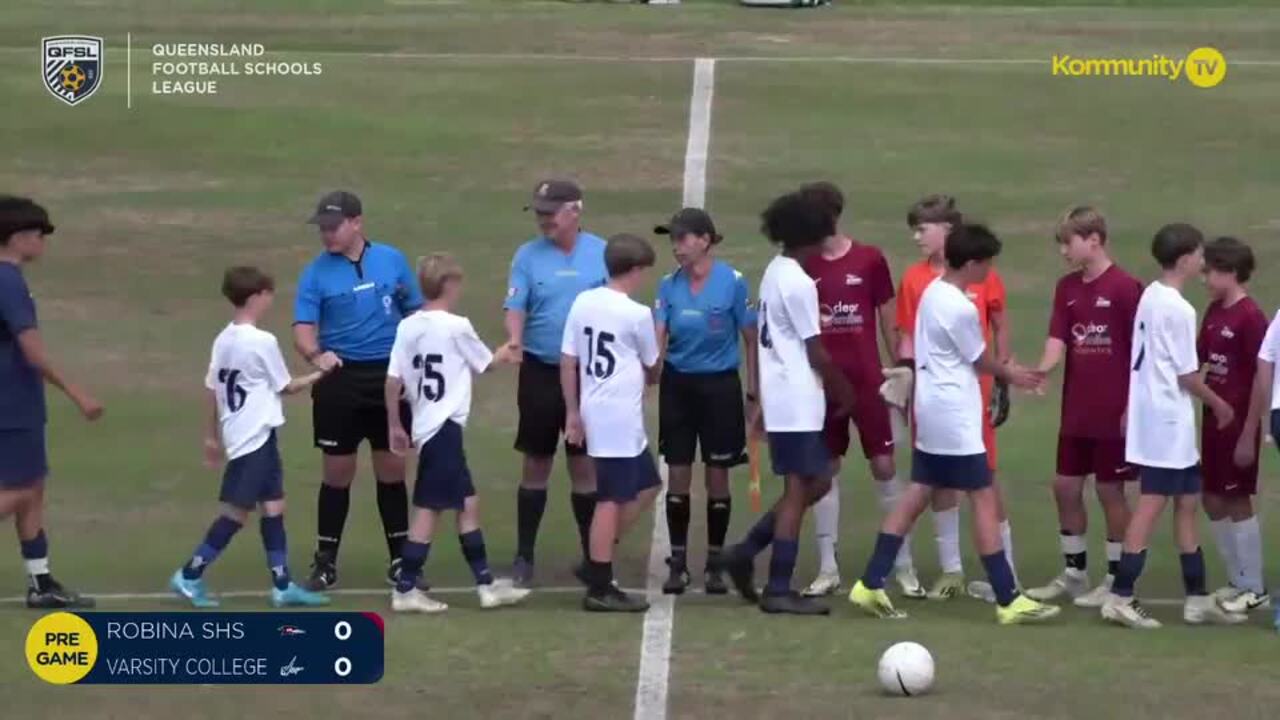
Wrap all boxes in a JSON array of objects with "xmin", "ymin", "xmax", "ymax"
[
  {"xmin": 654, "ymin": 260, "xmax": 755, "ymax": 374},
  {"xmin": 0, "ymin": 263, "xmax": 44, "ymax": 429},
  {"xmin": 503, "ymin": 232, "xmax": 608, "ymax": 365},
  {"xmin": 294, "ymin": 240, "xmax": 423, "ymax": 361}
]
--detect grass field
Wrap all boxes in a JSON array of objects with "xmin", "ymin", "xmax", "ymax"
[{"xmin": 3, "ymin": 1, "xmax": 1280, "ymax": 718}]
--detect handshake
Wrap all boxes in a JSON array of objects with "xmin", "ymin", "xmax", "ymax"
[{"xmin": 878, "ymin": 361, "xmax": 1047, "ymax": 429}]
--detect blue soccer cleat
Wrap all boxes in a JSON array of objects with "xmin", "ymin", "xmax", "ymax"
[
  {"xmin": 170, "ymin": 569, "xmax": 220, "ymax": 609},
  {"xmin": 271, "ymin": 582, "xmax": 331, "ymax": 608}
]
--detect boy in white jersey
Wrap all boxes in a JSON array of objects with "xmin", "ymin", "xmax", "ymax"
[
  {"xmin": 386, "ymin": 254, "xmax": 528, "ymax": 614},
  {"xmin": 1103, "ymin": 224, "xmax": 1247, "ymax": 629},
  {"xmin": 562, "ymin": 233, "xmax": 662, "ymax": 613},
  {"xmin": 712, "ymin": 191, "xmax": 855, "ymax": 616},
  {"xmin": 848, "ymin": 224, "xmax": 1059, "ymax": 625},
  {"xmin": 1239, "ymin": 287, "xmax": 1280, "ymax": 631},
  {"xmin": 170, "ymin": 267, "xmax": 330, "ymax": 609}
]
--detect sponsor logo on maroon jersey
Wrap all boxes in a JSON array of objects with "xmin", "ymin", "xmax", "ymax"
[
  {"xmin": 1070, "ymin": 322, "xmax": 1113, "ymax": 353},
  {"xmin": 819, "ymin": 300, "xmax": 863, "ymax": 331}
]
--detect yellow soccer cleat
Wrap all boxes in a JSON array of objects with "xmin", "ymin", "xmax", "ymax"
[
  {"xmin": 927, "ymin": 571, "xmax": 965, "ymax": 601},
  {"xmin": 996, "ymin": 594, "xmax": 1061, "ymax": 625},
  {"xmin": 849, "ymin": 580, "xmax": 907, "ymax": 620}
]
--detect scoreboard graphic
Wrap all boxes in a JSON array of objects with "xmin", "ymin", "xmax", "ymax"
[{"xmin": 26, "ymin": 612, "xmax": 384, "ymax": 685}]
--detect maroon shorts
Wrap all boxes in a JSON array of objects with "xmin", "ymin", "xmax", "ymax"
[
  {"xmin": 1201, "ymin": 423, "xmax": 1259, "ymax": 497},
  {"xmin": 1056, "ymin": 435, "xmax": 1134, "ymax": 483},
  {"xmin": 824, "ymin": 381, "xmax": 894, "ymax": 460}
]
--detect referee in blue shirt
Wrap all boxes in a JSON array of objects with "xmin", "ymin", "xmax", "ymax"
[
  {"xmin": 0, "ymin": 196, "xmax": 101, "ymax": 608},
  {"xmin": 652, "ymin": 208, "xmax": 758, "ymax": 595},
  {"xmin": 500, "ymin": 179, "xmax": 608, "ymax": 586},
  {"xmin": 292, "ymin": 191, "xmax": 424, "ymax": 591}
]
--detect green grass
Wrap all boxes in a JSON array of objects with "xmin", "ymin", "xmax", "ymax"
[{"xmin": 3, "ymin": 1, "xmax": 1280, "ymax": 718}]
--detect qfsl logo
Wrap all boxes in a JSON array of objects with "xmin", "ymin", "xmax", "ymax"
[{"xmin": 42, "ymin": 35, "xmax": 103, "ymax": 106}]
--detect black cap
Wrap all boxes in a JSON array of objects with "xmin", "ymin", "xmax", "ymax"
[
  {"xmin": 655, "ymin": 207, "xmax": 720, "ymax": 242},
  {"xmin": 307, "ymin": 190, "xmax": 362, "ymax": 228},
  {"xmin": 0, "ymin": 195, "xmax": 55, "ymax": 241},
  {"xmin": 525, "ymin": 179, "xmax": 583, "ymax": 213}
]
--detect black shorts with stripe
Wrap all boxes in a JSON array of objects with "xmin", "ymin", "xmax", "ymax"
[
  {"xmin": 312, "ymin": 359, "xmax": 411, "ymax": 456},
  {"xmin": 658, "ymin": 367, "xmax": 746, "ymax": 468}
]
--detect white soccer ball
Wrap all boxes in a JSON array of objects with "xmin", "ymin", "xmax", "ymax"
[{"xmin": 877, "ymin": 642, "xmax": 934, "ymax": 696}]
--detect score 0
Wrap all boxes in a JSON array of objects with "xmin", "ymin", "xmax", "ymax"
[{"xmin": 334, "ymin": 619, "xmax": 351, "ymax": 678}]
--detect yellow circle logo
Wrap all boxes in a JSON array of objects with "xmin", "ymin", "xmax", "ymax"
[
  {"xmin": 1185, "ymin": 47, "xmax": 1227, "ymax": 88},
  {"xmin": 26, "ymin": 612, "xmax": 98, "ymax": 684}
]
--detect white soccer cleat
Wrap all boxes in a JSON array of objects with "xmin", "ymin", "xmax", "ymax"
[
  {"xmin": 1101, "ymin": 594, "xmax": 1162, "ymax": 629},
  {"xmin": 895, "ymin": 566, "xmax": 927, "ymax": 599},
  {"xmin": 392, "ymin": 588, "xmax": 448, "ymax": 614},
  {"xmin": 1073, "ymin": 575, "xmax": 1115, "ymax": 608},
  {"xmin": 801, "ymin": 571, "xmax": 842, "ymax": 597},
  {"xmin": 967, "ymin": 580, "xmax": 997, "ymax": 604},
  {"xmin": 478, "ymin": 578, "xmax": 532, "ymax": 609},
  {"xmin": 1184, "ymin": 595, "xmax": 1249, "ymax": 625},
  {"xmin": 1026, "ymin": 568, "xmax": 1090, "ymax": 601},
  {"xmin": 1212, "ymin": 585, "xmax": 1244, "ymax": 604},
  {"xmin": 1220, "ymin": 590, "xmax": 1271, "ymax": 614}
]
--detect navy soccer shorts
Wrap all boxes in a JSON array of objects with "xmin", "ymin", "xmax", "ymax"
[
  {"xmin": 0, "ymin": 427, "xmax": 47, "ymax": 489},
  {"xmin": 219, "ymin": 430, "xmax": 285, "ymax": 509},
  {"xmin": 911, "ymin": 449, "xmax": 992, "ymax": 491},
  {"xmin": 767, "ymin": 431, "xmax": 831, "ymax": 479},
  {"xmin": 595, "ymin": 448, "xmax": 662, "ymax": 503},
  {"xmin": 413, "ymin": 420, "xmax": 476, "ymax": 511},
  {"xmin": 1138, "ymin": 464, "xmax": 1202, "ymax": 496}
]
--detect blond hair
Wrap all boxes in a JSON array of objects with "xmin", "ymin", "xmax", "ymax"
[
  {"xmin": 1056, "ymin": 206, "xmax": 1108, "ymax": 244},
  {"xmin": 418, "ymin": 252, "xmax": 463, "ymax": 300},
  {"xmin": 907, "ymin": 194, "xmax": 961, "ymax": 227}
]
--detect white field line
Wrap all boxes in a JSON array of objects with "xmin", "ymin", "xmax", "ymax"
[
  {"xmin": 634, "ymin": 462, "xmax": 675, "ymax": 720},
  {"xmin": 633, "ymin": 56, "xmax": 715, "ymax": 720}
]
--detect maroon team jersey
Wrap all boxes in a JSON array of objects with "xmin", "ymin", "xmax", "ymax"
[
  {"xmin": 1198, "ymin": 296, "xmax": 1268, "ymax": 417},
  {"xmin": 1048, "ymin": 264, "xmax": 1144, "ymax": 439},
  {"xmin": 802, "ymin": 239, "xmax": 894, "ymax": 386}
]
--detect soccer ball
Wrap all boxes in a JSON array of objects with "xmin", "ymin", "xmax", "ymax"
[
  {"xmin": 877, "ymin": 642, "xmax": 934, "ymax": 696},
  {"xmin": 60, "ymin": 65, "xmax": 87, "ymax": 92}
]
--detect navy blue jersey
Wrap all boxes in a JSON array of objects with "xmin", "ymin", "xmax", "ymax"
[{"xmin": 0, "ymin": 263, "xmax": 44, "ymax": 428}]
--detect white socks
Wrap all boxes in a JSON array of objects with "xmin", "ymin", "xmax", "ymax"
[
  {"xmin": 24, "ymin": 557, "xmax": 49, "ymax": 577},
  {"xmin": 934, "ymin": 507, "xmax": 962, "ymax": 574},
  {"xmin": 1106, "ymin": 540, "xmax": 1123, "ymax": 578},
  {"xmin": 1235, "ymin": 516, "xmax": 1264, "ymax": 594},
  {"xmin": 1000, "ymin": 519, "xmax": 1019, "ymax": 587},
  {"xmin": 813, "ymin": 480, "xmax": 840, "ymax": 575},
  {"xmin": 1210, "ymin": 517, "xmax": 1240, "ymax": 586},
  {"xmin": 876, "ymin": 477, "xmax": 913, "ymax": 570},
  {"xmin": 1060, "ymin": 533, "xmax": 1087, "ymax": 573}
]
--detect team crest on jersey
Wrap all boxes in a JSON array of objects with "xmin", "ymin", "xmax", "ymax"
[
  {"xmin": 42, "ymin": 36, "xmax": 103, "ymax": 106},
  {"xmin": 845, "ymin": 274, "xmax": 862, "ymax": 286},
  {"xmin": 1221, "ymin": 326, "xmax": 1235, "ymax": 339},
  {"xmin": 1095, "ymin": 296, "xmax": 1112, "ymax": 308}
]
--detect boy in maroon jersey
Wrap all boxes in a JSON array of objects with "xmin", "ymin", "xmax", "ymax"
[
  {"xmin": 1197, "ymin": 236, "xmax": 1268, "ymax": 613},
  {"xmin": 796, "ymin": 182, "xmax": 923, "ymax": 599},
  {"xmin": 1026, "ymin": 207, "xmax": 1143, "ymax": 608}
]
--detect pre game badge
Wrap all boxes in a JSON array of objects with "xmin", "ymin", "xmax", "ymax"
[
  {"xmin": 26, "ymin": 612, "xmax": 99, "ymax": 685},
  {"xmin": 25, "ymin": 612, "xmax": 382, "ymax": 685},
  {"xmin": 42, "ymin": 36, "xmax": 104, "ymax": 106}
]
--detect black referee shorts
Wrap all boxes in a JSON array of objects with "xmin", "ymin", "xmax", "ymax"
[
  {"xmin": 312, "ymin": 359, "xmax": 411, "ymax": 456},
  {"xmin": 658, "ymin": 367, "xmax": 746, "ymax": 468},
  {"xmin": 515, "ymin": 353, "xmax": 587, "ymax": 458}
]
